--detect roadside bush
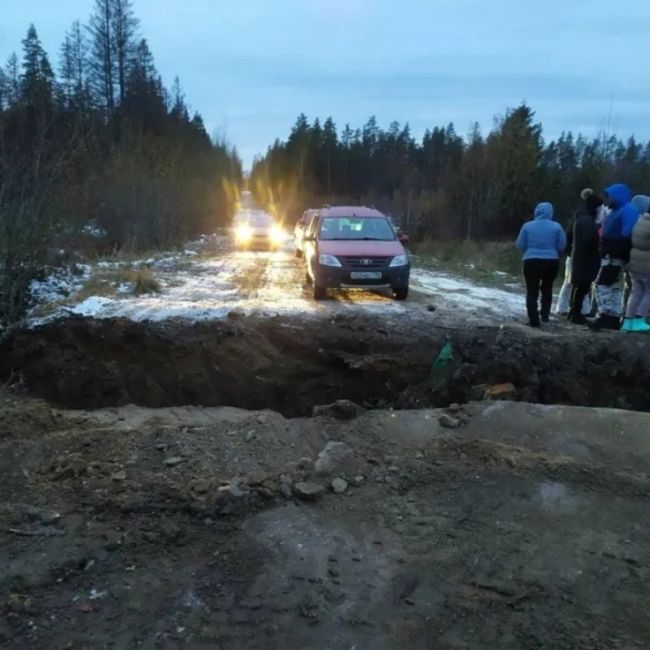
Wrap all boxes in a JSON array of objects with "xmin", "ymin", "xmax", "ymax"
[{"xmin": 413, "ymin": 239, "xmax": 522, "ymax": 279}]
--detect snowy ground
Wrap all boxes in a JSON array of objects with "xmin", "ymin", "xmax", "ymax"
[{"xmin": 28, "ymin": 233, "xmax": 527, "ymax": 327}]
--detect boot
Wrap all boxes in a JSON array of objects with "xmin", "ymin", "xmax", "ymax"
[
  {"xmin": 589, "ymin": 314, "xmax": 621, "ymax": 331},
  {"xmin": 620, "ymin": 317, "xmax": 635, "ymax": 332},
  {"xmin": 568, "ymin": 313, "xmax": 588, "ymax": 325},
  {"xmin": 634, "ymin": 317, "xmax": 650, "ymax": 332}
]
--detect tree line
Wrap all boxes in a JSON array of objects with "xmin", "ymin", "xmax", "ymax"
[
  {"xmin": 0, "ymin": 0, "xmax": 242, "ymax": 327},
  {"xmin": 250, "ymin": 107, "xmax": 650, "ymax": 238}
]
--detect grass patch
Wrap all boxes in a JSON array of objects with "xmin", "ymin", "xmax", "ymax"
[
  {"xmin": 75, "ymin": 266, "xmax": 161, "ymax": 301},
  {"xmin": 132, "ymin": 267, "xmax": 161, "ymax": 295},
  {"xmin": 411, "ymin": 239, "xmax": 522, "ymax": 286}
]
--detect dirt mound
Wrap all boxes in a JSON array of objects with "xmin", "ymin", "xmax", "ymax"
[
  {"xmin": 2, "ymin": 401, "xmax": 650, "ymax": 648},
  {"xmin": 2, "ymin": 314, "xmax": 650, "ymax": 415}
]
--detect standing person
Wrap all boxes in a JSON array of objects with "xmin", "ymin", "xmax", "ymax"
[
  {"xmin": 622, "ymin": 197, "xmax": 650, "ymax": 332},
  {"xmin": 568, "ymin": 192, "xmax": 603, "ymax": 324},
  {"xmin": 591, "ymin": 184, "xmax": 641, "ymax": 330},
  {"xmin": 516, "ymin": 202, "xmax": 567, "ymax": 327},
  {"xmin": 556, "ymin": 188, "xmax": 596, "ymax": 317}
]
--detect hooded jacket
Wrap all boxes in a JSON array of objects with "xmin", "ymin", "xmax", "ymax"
[
  {"xmin": 516, "ymin": 202, "xmax": 567, "ymax": 261},
  {"xmin": 571, "ymin": 199, "xmax": 602, "ymax": 285},
  {"xmin": 600, "ymin": 184, "xmax": 640, "ymax": 260},
  {"xmin": 629, "ymin": 212, "xmax": 650, "ymax": 275}
]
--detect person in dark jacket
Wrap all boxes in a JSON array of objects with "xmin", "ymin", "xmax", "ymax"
[
  {"xmin": 516, "ymin": 202, "xmax": 567, "ymax": 327},
  {"xmin": 568, "ymin": 192, "xmax": 603, "ymax": 324},
  {"xmin": 591, "ymin": 183, "xmax": 641, "ymax": 330}
]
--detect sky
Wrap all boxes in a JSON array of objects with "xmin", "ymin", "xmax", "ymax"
[{"xmin": 1, "ymin": 0, "xmax": 649, "ymax": 169}]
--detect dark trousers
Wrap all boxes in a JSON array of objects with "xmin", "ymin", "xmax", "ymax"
[
  {"xmin": 569, "ymin": 283, "xmax": 592, "ymax": 321},
  {"xmin": 523, "ymin": 259, "xmax": 559, "ymax": 325}
]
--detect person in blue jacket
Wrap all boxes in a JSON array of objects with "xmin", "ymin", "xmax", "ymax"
[
  {"xmin": 516, "ymin": 202, "xmax": 567, "ymax": 327},
  {"xmin": 591, "ymin": 183, "xmax": 641, "ymax": 330}
]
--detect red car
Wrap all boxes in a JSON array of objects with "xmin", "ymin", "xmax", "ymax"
[{"xmin": 303, "ymin": 206, "xmax": 411, "ymax": 300}]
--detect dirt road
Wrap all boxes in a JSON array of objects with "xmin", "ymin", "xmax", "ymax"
[
  {"xmin": 1, "ymin": 394, "xmax": 649, "ymax": 649},
  {"xmin": 32, "ymin": 237, "xmax": 524, "ymax": 327},
  {"xmin": 3, "ymin": 237, "xmax": 650, "ymax": 648}
]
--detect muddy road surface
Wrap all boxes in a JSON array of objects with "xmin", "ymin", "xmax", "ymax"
[
  {"xmin": 28, "ymin": 242, "xmax": 524, "ymax": 326},
  {"xmin": 1, "ymin": 395, "xmax": 650, "ymax": 649},
  {"xmin": 3, "ymin": 241, "xmax": 650, "ymax": 648}
]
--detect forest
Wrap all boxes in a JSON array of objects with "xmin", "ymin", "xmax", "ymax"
[
  {"xmin": 0, "ymin": 0, "xmax": 242, "ymax": 325},
  {"xmin": 250, "ymin": 108, "xmax": 650, "ymax": 238}
]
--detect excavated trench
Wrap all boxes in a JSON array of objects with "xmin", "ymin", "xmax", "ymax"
[{"xmin": 1, "ymin": 313, "xmax": 650, "ymax": 416}]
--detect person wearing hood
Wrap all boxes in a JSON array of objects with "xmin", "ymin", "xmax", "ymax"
[
  {"xmin": 568, "ymin": 191, "xmax": 604, "ymax": 324},
  {"xmin": 556, "ymin": 188, "xmax": 598, "ymax": 319},
  {"xmin": 622, "ymin": 196, "xmax": 650, "ymax": 332},
  {"xmin": 591, "ymin": 183, "xmax": 641, "ymax": 330},
  {"xmin": 516, "ymin": 202, "xmax": 567, "ymax": 327}
]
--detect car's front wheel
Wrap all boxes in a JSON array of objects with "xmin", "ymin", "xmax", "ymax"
[{"xmin": 393, "ymin": 286, "xmax": 409, "ymax": 301}]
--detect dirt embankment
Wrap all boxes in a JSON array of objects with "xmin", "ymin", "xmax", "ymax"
[
  {"xmin": 1, "ymin": 313, "xmax": 650, "ymax": 415},
  {"xmin": 1, "ymin": 397, "xmax": 650, "ymax": 649}
]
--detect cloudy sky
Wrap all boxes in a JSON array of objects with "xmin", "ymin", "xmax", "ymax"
[{"xmin": 1, "ymin": 0, "xmax": 648, "ymax": 167}]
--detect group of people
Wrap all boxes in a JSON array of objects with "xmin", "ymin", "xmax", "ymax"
[{"xmin": 515, "ymin": 184, "xmax": 650, "ymax": 331}]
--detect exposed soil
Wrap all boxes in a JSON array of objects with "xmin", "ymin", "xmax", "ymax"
[
  {"xmin": 1, "ymin": 395, "xmax": 649, "ymax": 649},
  {"xmin": 2, "ymin": 313, "xmax": 650, "ymax": 415},
  {"xmin": 4, "ymin": 246, "xmax": 650, "ymax": 649}
]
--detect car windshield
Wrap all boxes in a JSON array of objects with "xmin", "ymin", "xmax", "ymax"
[
  {"xmin": 249, "ymin": 213, "xmax": 273, "ymax": 227},
  {"xmin": 318, "ymin": 217, "xmax": 395, "ymax": 241}
]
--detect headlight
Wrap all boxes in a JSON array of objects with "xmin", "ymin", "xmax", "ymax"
[
  {"xmin": 235, "ymin": 225, "xmax": 251, "ymax": 242},
  {"xmin": 270, "ymin": 226, "xmax": 285, "ymax": 245},
  {"xmin": 319, "ymin": 254, "xmax": 342, "ymax": 267},
  {"xmin": 389, "ymin": 254, "xmax": 409, "ymax": 267}
]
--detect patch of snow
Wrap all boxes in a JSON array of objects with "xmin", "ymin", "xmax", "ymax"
[
  {"xmin": 411, "ymin": 268, "xmax": 523, "ymax": 316},
  {"xmin": 67, "ymin": 296, "xmax": 116, "ymax": 317},
  {"xmin": 29, "ymin": 265, "xmax": 91, "ymax": 305},
  {"xmin": 82, "ymin": 222, "xmax": 108, "ymax": 239}
]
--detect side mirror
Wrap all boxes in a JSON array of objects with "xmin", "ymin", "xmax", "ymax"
[{"xmin": 398, "ymin": 232, "xmax": 410, "ymax": 244}]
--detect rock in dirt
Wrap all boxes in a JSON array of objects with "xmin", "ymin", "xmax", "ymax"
[
  {"xmin": 312, "ymin": 400, "xmax": 365, "ymax": 420},
  {"xmin": 484, "ymin": 383, "xmax": 517, "ymax": 401},
  {"xmin": 297, "ymin": 457, "xmax": 315, "ymax": 472},
  {"xmin": 217, "ymin": 484, "xmax": 245, "ymax": 500},
  {"xmin": 163, "ymin": 456, "xmax": 185, "ymax": 467},
  {"xmin": 13, "ymin": 504, "xmax": 60, "ymax": 525},
  {"xmin": 294, "ymin": 482, "xmax": 325, "ymax": 501},
  {"xmin": 331, "ymin": 478, "xmax": 348, "ymax": 494},
  {"xmin": 8, "ymin": 526, "xmax": 65, "ymax": 538},
  {"xmin": 439, "ymin": 413, "xmax": 461, "ymax": 429},
  {"xmin": 314, "ymin": 441, "xmax": 355, "ymax": 477}
]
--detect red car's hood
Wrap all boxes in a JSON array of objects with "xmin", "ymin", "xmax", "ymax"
[{"xmin": 318, "ymin": 240, "xmax": 405, "ymax": 257}]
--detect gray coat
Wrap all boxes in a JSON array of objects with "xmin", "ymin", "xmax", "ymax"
[{"xmin": 629, "ymin": 213, "xmax": 650, "ymax": 275}]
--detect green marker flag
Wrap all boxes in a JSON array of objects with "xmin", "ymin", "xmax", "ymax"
[{"xmin": 431, "ymin": 341, "xmax": 454, "ymax": 376}]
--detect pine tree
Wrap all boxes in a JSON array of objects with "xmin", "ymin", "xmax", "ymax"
[
  {"xmin": 4, "ymin": 54, "xmax": 20, "ymax": 108},
  {"xmin": 111, "ymin": 0, "xmax": 139, "ymax": 105},
  {"xmin": 20, "ymin": 25, "xmax": 54, "ymax": 112},
  {"xmin": 88, "ymin": 0, "xmax": 115, "ymax": 115},
  {"xmin": 58, "ymin": 21, "xmax": 90, "ymax": 112}
]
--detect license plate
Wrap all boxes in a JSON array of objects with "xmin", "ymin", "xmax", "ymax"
[{"xmin": 350, "ymin": 271, "xmax": 382, "ymax": 280}]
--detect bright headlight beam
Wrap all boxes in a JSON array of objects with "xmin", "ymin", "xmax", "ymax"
[
  {"xmin": 235, "ymin": 225, "xmax": 252, "ymax": 242},
  {"xmin": 270, "ymin": 226, "xmax": 285, "ymax": 245}
]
